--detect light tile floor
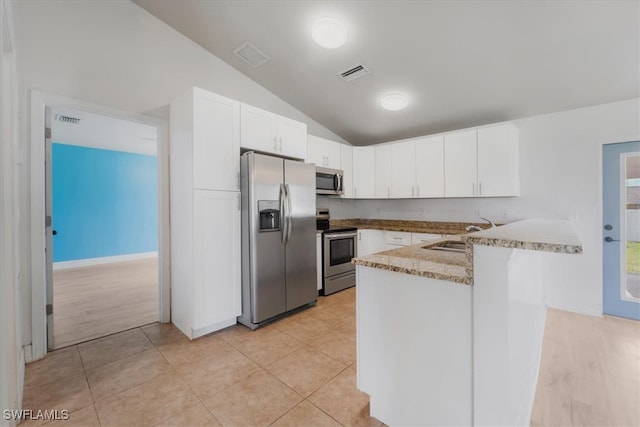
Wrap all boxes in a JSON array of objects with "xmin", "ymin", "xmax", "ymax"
[
  {"xmin": 22, "ymin": 288, "xmax": 640, "ymax": 426},
  {"xmin": 23, "ymin": 287, "xmax": 380, "ymax": 427}
]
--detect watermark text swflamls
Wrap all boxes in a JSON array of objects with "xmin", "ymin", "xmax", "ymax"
[{"xmin": 3, "ymin": 409, "xmax": 70, "ymax": 421}]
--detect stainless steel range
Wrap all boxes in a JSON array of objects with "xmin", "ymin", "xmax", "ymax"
[{"xmin": 317, "ymin": 209, "xmax": 357, "ymax": 296}]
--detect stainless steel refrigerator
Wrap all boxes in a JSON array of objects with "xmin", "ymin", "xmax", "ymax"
[{"xmin": 238, "ymin": 152, "xmax": 317, "ymax": 329}]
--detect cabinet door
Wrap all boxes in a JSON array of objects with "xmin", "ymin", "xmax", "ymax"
[
  {"xmin": 307, "ymin": 134, "xmax": 326, "ymax": 166},
  {"xmin": 477, "ymin": 124, "xmax": 519, "ymax": 197},
  {"xmin": 415, "ymin": 135, "xmax": 445, "ymax": 198},
  {"xmin": 391, "ymin": 141, "xmax": 416, "ymax": 198},
  {"xmin": 324, "ymin": 140, "xmax": 342, "ymax": 169},
  {"xmin": 375, "ymin": 145, "xmax": 393, "ymax": 198},
  {"xmin": 411, "ymin": 233, "xmax": 441, "ymax": 244},
  {"xmin": 193, "ymin": 89, "xmax": 240, "ymax": 191},
  {"xmin": 341, "ymin": 144, "xmax": 354, "ymax": 198},
  {"xmin": 193, "ymin": 190, "xmax": 241, "ymax": 329},
  {"xmin": 240, "ymin": 103, "xmax": 278, "ymax": 154},
  {"xmin": 278, "ymin": 116, "xmax": 307, "ymax": 160},
  {"xmin": 444, "ymin": 130, "xmax": 477, "ymax": 197},
  {"xmin": 353, "ymin": 147, "xmax": 375, "ymax": 198}
]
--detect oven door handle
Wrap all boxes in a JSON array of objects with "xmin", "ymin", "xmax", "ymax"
[{"xmin": 324, "ymin": 232, "xmax": 358, "ymax": 240}]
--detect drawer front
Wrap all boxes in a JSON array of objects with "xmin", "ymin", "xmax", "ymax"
[
  {"xmin": 385, "ymin": 231, "xmax": 412, "ymax": 246},
  {"xmin": 411, "ymin": 233, "xmax": 442, "ymax": 244}
]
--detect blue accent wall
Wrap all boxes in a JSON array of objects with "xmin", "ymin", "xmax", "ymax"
[{"xmin": 52, "ymin": 143, "xmax": 158, "ymax": 262}]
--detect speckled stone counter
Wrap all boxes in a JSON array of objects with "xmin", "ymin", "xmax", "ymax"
[
  {"xmin": 462, "ymin": 219, "xmax": 583, "ymax": 254},
  {"xmin": 330, "ymin": 218, "xmax": 490, "ymax": 235},
  {"xmin": 352, "ymin": 219, "xmax": 583, "ymax": 284}
]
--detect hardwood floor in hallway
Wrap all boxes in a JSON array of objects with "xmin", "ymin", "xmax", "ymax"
[{"xmin": 52, "ymin": 257, "xmax": 159, "ymax": 349}]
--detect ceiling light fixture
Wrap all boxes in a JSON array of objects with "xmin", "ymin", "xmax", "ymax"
[
  {"xmin": 312, "ymin": 18, "xmax": 347, "ymax": 49},
  {"xmin": 380, "ymin": 94, "xmax": 409, "ymax": 111}
]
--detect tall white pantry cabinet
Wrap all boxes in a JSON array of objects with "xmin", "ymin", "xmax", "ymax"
[{"xmin": 170, "ymin": 87, "xmax": 242, "ymax": 339}]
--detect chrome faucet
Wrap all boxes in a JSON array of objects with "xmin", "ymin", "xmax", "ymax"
[{"xmin": 465, "ymin": 217, "xmax": 496, "ymax": 232}]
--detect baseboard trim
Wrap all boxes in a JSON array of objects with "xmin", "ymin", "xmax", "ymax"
[{"xmin": 53, "ymin": 252, "xmax": 158, "ymax": 271}]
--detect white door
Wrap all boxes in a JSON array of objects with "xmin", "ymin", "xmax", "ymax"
[
  {"xmin": 444, "ymin": 130, "xmax": 477, "ymax": 197},
  {"xmin": 477, "ymin": 124, "xmax": 519, "ymax": 197},
  {"xmin": 278, "ymin": 116, "xmax": 307, "ymax": 160},
  {"xmin": 193, "ymin": 89, "xmax": 240, "ymax": 191},
  {"xmin": 375, "ymin": 145, "xmax": 393, "ymax": 198},
  {"xmin": 391, "ymin": 141, "xmax": 416, "ymax": 198},
  {"xmin": 353, "ymin": 146, "xmax": 375, "ymax": 198},
  {"xmin": 44, "ymin": 106, "xmax": 54, "ymax": 349},
  {"xmin": 240, "ymin": 103, "xmax": 277, "ymax": 153},
  {"xmin": 192, "ymin": 190, "xmax": 241, "ymax": 329},
  {"xmin": 415, "ymin": 135, "xmax": 445, "ymax": 198}
]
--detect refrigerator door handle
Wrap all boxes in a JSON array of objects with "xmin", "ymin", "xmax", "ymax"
[
  {"xmin": 280, "ymin": 183, "xmax": 287, "ymax": 244},
  {"xmin": 285, "ymin": 183, "xmax": 293, "ymax": 245}
]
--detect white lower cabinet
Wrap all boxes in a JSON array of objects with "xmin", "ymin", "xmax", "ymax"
[
  {"xmin": 316, "ymin": 232, "xmax": 323, "ymax": 291},
  {"xmin": 357, "ymin": 229, "xmax": 387, "ymax": 256},
  {"xmin": 411, "ymin": 233, "xmax": 442, "ymax": 244},
  {"xmin": 385, "ymin": 231, "xmax": 412, "ymax": 249},
  {"xmin": 172, "ymin": 189, "xmax": 241, "ymax": 338}
]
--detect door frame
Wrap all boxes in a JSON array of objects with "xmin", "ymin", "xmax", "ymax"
[{"xmin": 30, "ymin": 90, "xmax": 171, "ymax": 360}]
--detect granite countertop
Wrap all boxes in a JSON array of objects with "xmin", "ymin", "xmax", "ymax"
[
  {"xmin": 352, "ymin": 219, "xmax": 583, "ymax": 284},
  {"xmin": 330, "ymin": 218, "xmax": 491, "ymax": 235}
]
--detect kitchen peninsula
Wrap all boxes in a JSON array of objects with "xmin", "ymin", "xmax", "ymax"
[{"xmin": 353, "ymin": 219, "xmax": 583, "ymax": 426}]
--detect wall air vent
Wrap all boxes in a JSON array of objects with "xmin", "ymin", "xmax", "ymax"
[
  {"xmin": 55, "ymin": 114, "xmax": 81, "ymax": 124},
  {"xmin": 233, "ymin": 42, "xmax": 270, "ymax": 68},
  {"xmin": 339, "ymin": 64, "xmax": 370, "ymax": 83}
]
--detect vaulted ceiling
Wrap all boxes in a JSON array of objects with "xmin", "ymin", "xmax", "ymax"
[{"xmin": 134, "ymin": 0, "xmax": 639, "ymax": 145}]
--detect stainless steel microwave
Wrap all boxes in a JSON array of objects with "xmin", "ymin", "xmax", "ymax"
[{"xmin": 316, "ymin": 166, "xmax": 343, "ymax": 195}]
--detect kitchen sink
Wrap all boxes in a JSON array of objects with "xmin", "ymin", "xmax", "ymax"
[{"xmin": 425, "ymin": 240, "xmax": 467, "ymax": 253}]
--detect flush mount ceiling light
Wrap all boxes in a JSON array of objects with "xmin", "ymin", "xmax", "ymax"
[
  {"xmin": 312, "ymin": 18, "xmax": 347, "ymax": 49},
  {"xmin": 380, "ymin": 93, "xmax": 409, "ymax": 111}
]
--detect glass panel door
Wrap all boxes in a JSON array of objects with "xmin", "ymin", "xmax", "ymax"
[{"xmin": 603, "ymin": 141, "xmax": 640, "ymax": 320}]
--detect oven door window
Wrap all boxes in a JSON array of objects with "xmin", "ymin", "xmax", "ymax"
[{"xmin": 329, "ymin": 238, "xmax": 355, "ymax": 266}]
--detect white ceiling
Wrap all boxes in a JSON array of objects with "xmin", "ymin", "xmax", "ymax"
[
  {"xmin": 133, "ymin": 0, "xmax": 639, "ymax": 146},
  {"xmin": 51, "ymin": 107, "xmax": 158, "ymax": 155}
]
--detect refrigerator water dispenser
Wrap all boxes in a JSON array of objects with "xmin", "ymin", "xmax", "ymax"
[{"xmin": 258, "ymin": 200, "xmax": 280, "ymax": 231}]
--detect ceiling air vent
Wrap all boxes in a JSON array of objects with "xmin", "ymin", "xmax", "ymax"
[
  {"xmin": 233, "ymin": 42, "xmax": 270, "ymax": 68},
  {"xmin": 55, "ymin": 114, "xmax": 81, "ymax": 124},
  {"xmin": 339, "ymin": 64, "xmax": 370, "ymax": 83}
]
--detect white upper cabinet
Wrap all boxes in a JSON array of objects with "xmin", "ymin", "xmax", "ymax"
[
  {"xmin": 444, "ymin": 124, "xmax": 519, "ymax": 198},
  {"xmin": 415, "ymin": 135, "xmax": 445, "ymax": 198},
  {"xmin": 307, "ymin": 134, "xmax": 342, "ymax": 169},
  {"xmin": 278, "ymin": 116, "xmax": 307, "ymax": 160},
  {"xmin": 353, "ymin": 146, "xmax": 375, "ymax": 198},
  {"xmin": 477, "ymin": 123, "xmax": 519, "ymax": 197},
  {"xmin": 391, "ymin": 141, "xmax": 416, "ymax": 198},
  {"xmin": 172, "ymin": 88, "xmax": 240, "ymax": 192},
  {"xmin": 444, "ymin": 130, "xmax": 478, "ymax": 197},
  {"xmin": 375, "ymin": 145, "xmax": 393, "ymax": 198},
  {"xmin": 341, "ymin": 144, "xmax": 354, "ymax": 198},
  {"xmin": 240, "ymin": 103, "xmax": 307, "ymax": 160}
]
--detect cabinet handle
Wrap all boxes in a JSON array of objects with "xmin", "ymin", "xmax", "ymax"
[
  {"xmin": 472, "ymin": 182, "xmax": 475, "ymax": 196},
  {"xmin": 479, "ymin": 182, "xmax": 482, "ymax": 195},
  {"xmin": 237, "ymin": 194, "xmax": 241, "ymax": 211},
  {"xmin": 358, "ymin": 232, "xmax": 362, "ymax": 241},
  {"xmin": 387, "ymin": 187, "xmax": 390, "ymax": 198},
  {"xmin": 354, "ymin": 187, "xmax": 357, "ymax": 198},
  {"xmin": 236, "ymin": 172, "xmax": 240, "ymax": 190},
  {"xmin": 273, "ymin": 136, "xmax": 278, "ymax": 151},
  {"xmin": 412, "ymin": 186, "xmax": 415, "ymax": 197}
]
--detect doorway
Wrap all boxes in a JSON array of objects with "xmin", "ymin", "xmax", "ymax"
[
  {"xmin": 30, "ymin": 91, "xmax": 170, "ymax": 359},
  {"xmin": 47, "ymin": 106, "xmax": 160, "ymax": 349},
  {"xmin": 603, "ymin": 141, "xmax": 640, "ymax": 320}
]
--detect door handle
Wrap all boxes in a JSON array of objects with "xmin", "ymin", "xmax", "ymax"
[
  {"xmin": 604, "ymin": 236, "xmax": 620, "ymax": 242},
  {"xmin": 604, "ymin": 224, "xmax": 613, "ymax": 230},
  {"xmin": 52, "ymin": 230, "xmax": 58, "ymax": 236}
]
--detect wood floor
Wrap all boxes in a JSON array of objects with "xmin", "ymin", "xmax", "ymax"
[
  {"xmin": 52, "ymin": 257, "xmax": 159, "ymax": 349},
  {"xmin": 531, "ymin": 308, "xmax": 640, "ymax": 426}
]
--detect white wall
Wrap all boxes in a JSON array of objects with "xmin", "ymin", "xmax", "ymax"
[
  {"xmin": 0, "ymin": 0, "xmax": 23, "ymax": 424},
  {"xmin": 325, "ymin": 99, "xmax": 640, "ymax": 316},
  {"xmin": 11, "ymin": 0, "xmax": 350, "ymax": 349}
]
